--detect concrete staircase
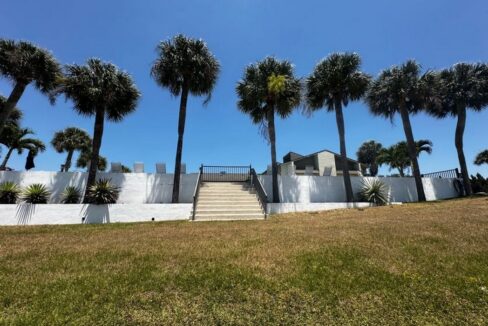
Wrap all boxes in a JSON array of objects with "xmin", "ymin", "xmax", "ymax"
[{"xmin": 193, "ymin": 182, "xmax": 265, "ymax": 221}]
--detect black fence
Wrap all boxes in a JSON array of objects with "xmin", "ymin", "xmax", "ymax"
[
  {"xmin": 250, "ymin": 168, "xmax": 268, "ymax": 218},
  {"xmin": 421, "ymin": 168, "xmax": 460, "ymax": 179},
  {"xmin": 201, "ymin": 165, "xmax": 251, "ymax": 182}
]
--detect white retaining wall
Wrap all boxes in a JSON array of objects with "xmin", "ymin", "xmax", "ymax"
[
  {"xmin": 258, "ymin": 175, "xmax": 459, "ymax": 203},
  {"xmin": 0, "ymin": 171, "xmax": 198, "ymax": 204},
  {"xmin": 0, "ymin": 204, "xmax": 192, "ymax": 226}
]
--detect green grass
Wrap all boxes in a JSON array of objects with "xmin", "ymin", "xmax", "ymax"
[{"xmin": 1, "ymin": 197, "xmax": 487, "ymax": 325}]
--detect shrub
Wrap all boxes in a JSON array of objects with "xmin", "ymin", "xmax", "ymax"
[
  {"xmin": 61, "ymin": 186, "xmax": 81, "ymax": 204},
  {"xmin": 358, "ymin": 178, "xmax": 389, "ymax": 205},
  {"xmin": 21, "ymin": 184, "xmax": 51, "ymax": 204},
  {"xmin": 85, "ymin": 178, "xmax": 120, "ymax": 204},
  {"xmin": 0, "ymin": 181, "xmax": 21, "ymax": 204},
  {"xmin": 470, "ymin": 174, "xmax": 488, "ymax": 193}
]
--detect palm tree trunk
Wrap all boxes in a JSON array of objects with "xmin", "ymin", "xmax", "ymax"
[
  {"xmin": 64, "ymin": 150, "xmax": 74, "ymax": 172},
  {"xmin": 399, "ymin": 105, "xmax": 426, "ymax": 201},
  {"xmin": 398, "ymin": 167, "xmax": 405, "ymax": 177},
  {"xmin": 370, "ymin": 162, "xmax": 378, "ymax": 176},
  {"xmin": 171, "ymin": 86, "xmax": 189, "ymax": 203},
  {"xmin": 334, "ymin": 100, "xmax": 354, "ymax": 202},
  {"xmin": 0, "ymin": 82, "xmax": 27, "ymax": 135},
  {"xmin": 0, "ymin": 148, "xmax": 14, "ymax": 169},
  {"xmin": 83, "ymin": 107, "xmax": 105, "ymax": 202},
  {"xmin": 455, "ymin": 105, "xmax": 472, "ymax": 195},
  {"xmin": 267, "ymin": 109, "xmax": 280, "ymax": 203}
]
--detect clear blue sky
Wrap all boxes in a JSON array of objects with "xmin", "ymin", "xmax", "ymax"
[{"xmin": 1, "ymin": 0, "xmax": 487, "ymax": 176}]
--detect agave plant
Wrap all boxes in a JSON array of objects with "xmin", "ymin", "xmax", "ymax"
[
  {"xmin": 85, "ymin": 178, "xmax": 120, "ymax": 205},
  {"xmin": 21, "ymin": 184, "xmax": 51, "ymax": 204},
  {"xmin": 61, "ymin": 186, "xmax": 81, "ymax": 204},
  {"xmin": 358, "ymin": 179, "xmax": 389, "ymax": 206},
  {"xmin": 0, "ymin": 181, "xmax": 20, "ymax": 204}
]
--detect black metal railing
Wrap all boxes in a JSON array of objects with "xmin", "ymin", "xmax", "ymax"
[
  {"xmin": 250, "ymin": 168, "xmax": 268, "ymax": 218},
  {"xmin": 201, "ymin": 165, "xmax": 251, "ymax": 182},
  {"xmin": 421, "ymin": 168, "xmax": 460, "ymax": 179},
  {"xmin": 191, "ymin": 166, "xmax": 203, "ymax": 220}
]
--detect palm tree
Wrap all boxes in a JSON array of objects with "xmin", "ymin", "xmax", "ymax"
[
  {"xmin": 0, "ymin": 39, "xmax": 62, "ymax": 134},
  {"xmin": 51, "ymin": 127, "xmax": 91, "ymax": 172},
  {"xmin": 0, "ymin": 95, "xmax": 23, "ymax": 155},
  {"xmin": 366, "ymin": 60, "xmax": 429, "ymax": 202},
  {"xmin": 306, "ymin": 53, "xmax": 371, "ymax": 202},
  {"xmin": 378, "ymin": 140, "xmax": 433, "ymax": 177},
  {"xmin": 474, "ymin": 150, "xmax": 488, "ymax": 166},
  {"xmin": 76, "ymin": 149, "xmax": 107, "ymax": 172},
  {"xmin": 377, "ymin": 144, "xmax": 410, "ymax": 177},
  {"xmin": 425, "ymin": 63, "xmax": 488, "ymax": 195},
  {"xmin": 60, "ymin": 58, "xmax": 140, "ymax": 201},
  {"xmin": 356, "ymin": 140, "xmax": 383, "ymax": 176},
  {"xmin": 151, "ymin": 35, "xmax": 220, "ymax": 203},
  {"xmin": 236, "ymin": 57, "xmax": 301, "ymax": 203},
  {"xmin": 0, "ymin": 126, "xmax": 45, "ymax": 169}
]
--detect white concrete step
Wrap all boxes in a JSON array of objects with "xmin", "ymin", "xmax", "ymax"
[
  {"xmin": 197, "ymin": 203, "xmax": 261, "ymax": 209},
  {"xmin": 199, "ymin": 190, "xmax": 255, "ymax": 195},
  {"xmin": 194, "ymin": 213, "xmax": 265, "ymax": 221},
  {"xmin": 196, "ymin": 209, "xmax": 263, "ymax": 216}
]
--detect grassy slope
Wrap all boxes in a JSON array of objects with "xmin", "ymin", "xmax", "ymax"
[{"xmin": 0, "ymin": 198, "xmax": 487, "ymax": 325}]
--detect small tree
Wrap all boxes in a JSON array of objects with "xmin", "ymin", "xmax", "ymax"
[
  {"xmin": 474, "ymin": 150, "xmax": 488, "ymax": 166},
  {"xmin": 0, "ymin": 126, "xmax": 45, "ymax": 169},
  {"xmin": 356, "ymin": 140, "xmax": 383, "ymax": 176},
  {"xmin": 51, "ymin": 127, "xmax": 91, "ymax": 172}
]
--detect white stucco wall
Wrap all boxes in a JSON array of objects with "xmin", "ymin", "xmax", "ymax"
[
  {"xmin": 0, "ymin": 204, "xmax": 192, "ymax": 226},
  {"xmin": 0, "ymin": 171, "xmax": 198, "ymax": 204},
  {"xmin": 258, "ymin": 175, "xmax": 460, "ymax": 203}
]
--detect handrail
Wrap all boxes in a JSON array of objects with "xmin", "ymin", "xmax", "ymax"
[
  {"xmin": 421, "ymin": 168, "xmax": 460, "ymax": 179},
  {"xmin": 250, "ymin": 168, "xmax": 268, "ymax": 218},
  {"xmin": 191, "ymin": 165, "xmax": 203, "ymax": 220},
  {"xmin": 201, "ymin": 165, "xmax": 251, "ymax": 182}
]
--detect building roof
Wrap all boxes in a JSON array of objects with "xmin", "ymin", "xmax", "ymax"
[{"xmin": 282, "ymin": 149, "xmax": 362, "ymax": 164}]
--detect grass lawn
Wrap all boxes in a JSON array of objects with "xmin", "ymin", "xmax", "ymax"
[{"xmin": 1, "ymin": 198, "xmax": 487, "ymax": 325}]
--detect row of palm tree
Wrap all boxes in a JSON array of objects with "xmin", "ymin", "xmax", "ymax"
[
  {"xmin": 236, "ymin": 55, "xmax": 488, "ymax": 202},
  {"xmin": 1, "ymin": 36, "xmax": 487, "ymax": 204},
  {"xmin": 357, "ymin": 139, "xmax": 433, "ymax": 177}
]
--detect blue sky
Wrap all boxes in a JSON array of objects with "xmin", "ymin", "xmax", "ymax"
[{"xmin": 1, "ymin": 0, "xmax": 487, "ymax": 175}]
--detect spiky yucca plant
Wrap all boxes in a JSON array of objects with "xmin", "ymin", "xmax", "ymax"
[
  {"xmin": 21, "ymin": 184, "xmax": 51, "ymax": 204},
  {"xmin": 61, "ymin": 186, "xmax": 81, "ymax": 204},
  {"xmin": 0, "ymin": 181, "xmax": 20, "ymax": 204},
  {"xmin": 359, "ymin": 179, "xmax": 389, "ymax": 206},
  {"xmin": 85, "ymin": 178, "xmax": 120, "ymax": 205}
]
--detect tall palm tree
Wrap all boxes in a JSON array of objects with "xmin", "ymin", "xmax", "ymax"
[
  {"xmin": 366, "ymin": 60, "xmax": 428, "ymax": 202},
  {"xmin": 356, "ymin": 140, "xmax": 383, "ymax": 176},
  {"xmin": 151, "ymin": 35, "xmax": 220, "ymax": 203},
  {"xmin": 306, "ymin": 53, "xmax": 371, "ymax": 202},
  {"xmin": 0, "ymin": 126, "xmax": 45, "ymax": 169},
  {"xmin": 474, "ymin": 150, "xmax": 488, "ymax": 166},
  {"xmin": 51, "ymin": 127, "xmax": 91, "ymax": 172},
  {"xmin": 76, "ymin": 149, "xmax": 107, "ymax": 172},
  {"xmin": 425, "ymin": 63, "xmax": 488, "ymax": 195},
  {"xmin": 236, "ymin": 57, "xmax": 301, "ymax": 203},
  {"xmin": 60, "ymin": 58, "xmax": 140, "ymax": 201},
  {"xmin": 0, "ymin": 39, "xmax": 62, "ymax": 134}
]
